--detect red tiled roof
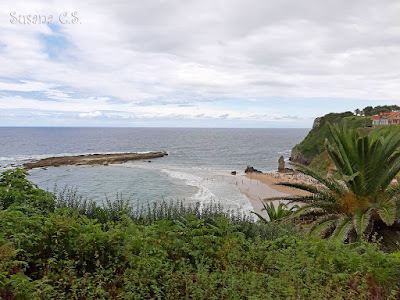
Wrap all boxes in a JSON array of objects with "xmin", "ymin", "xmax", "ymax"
[{"xmin": 372, "ymin": 112, "xmax": 399, "ymax": 120}]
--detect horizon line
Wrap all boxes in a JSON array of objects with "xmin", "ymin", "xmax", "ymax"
[{"xmin": 0, "ymin": 126, "xmax": 312, "ymax": 129}]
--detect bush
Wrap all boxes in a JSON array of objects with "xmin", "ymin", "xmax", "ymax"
[
  {"xmin": 0, "ymin": 168, "xmax": 55, "ymax": 212},
  {"xmin": 1, "ymin": 207, "xmax": 399, "ymax": 299},
  {"xmin": 0, "ymin": 169, "xmax": 399, "ymax": 298}
]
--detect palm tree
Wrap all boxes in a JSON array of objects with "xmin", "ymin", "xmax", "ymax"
[
  {"xmin": 267, "ymin": 124, "xmax": 400, "ymax": 248},
  {"xmin": 252, "ymin": 201, "xmax": 297, "ymax": 222}
]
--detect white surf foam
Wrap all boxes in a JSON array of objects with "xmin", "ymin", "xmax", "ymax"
[{"xmin": 160, "ymin": 167, "xmax": 253, "ymax": 214}]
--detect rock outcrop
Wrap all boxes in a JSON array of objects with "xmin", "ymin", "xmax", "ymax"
[
  {"xmin": 278, "ymin": 156, "xmax": 294, "ymax": 173},
  {"xmin": 278, "ymin": 156, "xmax": 285, "ymax": 171},
  {"xmin": 24, "ymin": 152, "xmax": 168, "ymax": 169},
  {"xmin": 244, "ymin": 165, "xmax": 262, "ymax": 174},
  {"xmin": 290, "ymin": 146, "xmax": 314, "ymax": 166}
]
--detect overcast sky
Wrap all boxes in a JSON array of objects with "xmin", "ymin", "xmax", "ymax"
[{"xmin": 1, "ymin": 0, "xmax": 400, "ymax": 127}]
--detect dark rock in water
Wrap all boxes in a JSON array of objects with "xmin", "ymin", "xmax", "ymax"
[
  {"xmin": 23, "ymin": 151, "xmax": 168, "ymax": 169},
  {"xmin": 244, "ymin": 165, "xmax": 262, "ymax": 174},
  {"xmin": 231, "ymin": 171, "xmax": 237, "ymax": 175},
  {"xmin": 277, "ymin": 156, "xmax": 294, "ymax": 173}
]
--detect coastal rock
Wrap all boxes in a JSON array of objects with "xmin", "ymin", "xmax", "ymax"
[
  {"xmin": 290, "ymin": 146, "xmax": 313, "ymax": 166},
  {"xmin": 278, "ymin": 156, "xmax": 294, "ymax": 173},
  {"xmin": 278, "ymin": 156, "xmax": 285, "ymax": 171},
  {"xmin": 24, "ymin": 152, "xmax": 168, "ymax": 169},
  {"xmin": 244, "ymin": 165, "xmax": 262, "ymax": 174},
  {"xmin": 312, "ymin": 117, "xmax": 321, "ymax": 129}
]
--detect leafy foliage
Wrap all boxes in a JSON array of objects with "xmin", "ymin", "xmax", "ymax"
[
  {"xmin": 292, "ymin": 105, "xmax": 400, "ymax": 166},
  {"xmin": 292, "ymin": 113, "xmax": 366, "ymax": 164},
  {"xmin": 269, "ymin": 124, "xmax": 400, "ymax": 248},
  {"xmin": 252, "ymin": 201, "xmax": 297, "ymax": 222},
  {"xmin": 1, "ymin": 207, "xmax": 399, "ymax": 299},
  {"xmin": 0, "ymin": 168, "xmax": 399, "ymax": 298},
  {"xmin": 0, "ymin": 168, "xmax": 55, "ymax": 212}
]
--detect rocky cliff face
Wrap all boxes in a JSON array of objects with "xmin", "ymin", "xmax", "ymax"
[
  {"xmin": 290, "ymin": 111, "xmax": 369, "ymax": 166},
  {"xmin": 290, "ymin": 145, "xmax": 314, "ymax": 166},
  {"xmin": 312, "ymin": 117, "xmax": 321, "ymax": 129}
]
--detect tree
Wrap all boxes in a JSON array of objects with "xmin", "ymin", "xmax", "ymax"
[
  {"xmin": 252, "ymin": 201, "xmax": 297, "ymax": 222},
  {"xmin": 0, "ymin": 168, "xmax": 55, "ymax": 212},
  {"xmin": 267, "ymin": 124, "xmax": 400, "ymax": 248},
  {"xmin": 354, "ymin": 108, "xmax": 361, "ymax": 116},
  {"xmin": 362, "ymin": 106, "xmax": 374, "ymax": 127}
]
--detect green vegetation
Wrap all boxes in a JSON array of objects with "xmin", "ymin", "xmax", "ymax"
[
  {"xmin": 252, "ymin": 201, "xmax": 297, "ymax": 222},
  {"xmin": 357, "ymin": 105, "xmax": 400, "ymax": 116},
  {"xmin": 292, "ymin": 105, "xmax": 400, "ymax": 167},
  {"xmin": 0, "ymin": 168, "xmax": 55, "ymax": 212},
  {"xmin": 271, "ymin": 124, "xmax": 400, "ymax": 250},
  {"xmin": 292, "ymin": 112, "xmax": 367, "ymax": 164},
  {"xmin": 1, "ymin": 169, "xmax": 399, "ymax": 298}
]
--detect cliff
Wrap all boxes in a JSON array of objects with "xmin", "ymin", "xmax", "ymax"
[{"xmin": 291, "ymin": 112, "xmax": 369, "ymax": 166}]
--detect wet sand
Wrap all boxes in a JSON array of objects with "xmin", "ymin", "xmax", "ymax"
[
  {"xmin": 215, "ymin": 173, "xmax": 309, "ymax": 218},
  {"xmin": 209, "ymin": 170, "xmax": 320, "ymax": 220}
]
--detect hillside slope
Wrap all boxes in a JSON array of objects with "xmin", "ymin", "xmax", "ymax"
[{"xmin": 291, "ymin": 112, "xmax": 370, "ymax": 165}]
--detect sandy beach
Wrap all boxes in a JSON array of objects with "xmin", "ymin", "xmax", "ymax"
[
  {"xmin": 215, "ymin": 171, "xmax": 315, "ymax": 218},
  {"xmin": 245, "ymin": 172, "xmax": 314, "ymax": 197}
]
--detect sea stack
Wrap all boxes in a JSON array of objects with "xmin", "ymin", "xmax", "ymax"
[{"xmin": 278, "ymin": 156, "xmax": 285, "ymax": 172}]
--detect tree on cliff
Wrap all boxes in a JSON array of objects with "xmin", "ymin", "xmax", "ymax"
[{"xmin": 362, "ymin": 106, "xmax": 374, "ymax": 127}]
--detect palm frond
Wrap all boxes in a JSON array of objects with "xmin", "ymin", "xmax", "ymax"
[
  {"xmin": 353, "ymin": 208, "xmax": 372, "ymax": 238},
  {"xmin": 373, "ymin": 200, "xmax": 397, "ymax": 226},
  {"xmin": 331, "ymin": 215, "xmax": 354, "ymax": 242},
  {"xmin": 309, "ymin": 215, "xmax": 338, "ymax": 237}
]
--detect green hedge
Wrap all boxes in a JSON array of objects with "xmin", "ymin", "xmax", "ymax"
[
  {"xmin": 1, "ymin": 207, "xmax": 399, "ymax": 299},
  {"xmin": 0, "ymin": 169, "xmax": 399, "ymax": 299}
]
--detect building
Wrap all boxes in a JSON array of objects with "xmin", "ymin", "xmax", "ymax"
[{"xmin": 372, "ymin": 112, "xmax": 400, "ymax": 127}]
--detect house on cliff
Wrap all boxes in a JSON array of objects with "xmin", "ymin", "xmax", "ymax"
[{"xmin": 372, "ymin": 112, "xmax": 400, "ymax": 128}]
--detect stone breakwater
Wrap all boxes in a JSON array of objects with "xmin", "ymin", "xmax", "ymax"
[{"xmin": 24, "ymin": 152, "xmax": 168, "ymax": 169}]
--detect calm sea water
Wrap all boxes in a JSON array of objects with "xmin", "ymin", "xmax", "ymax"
[{"xmin": 0, "ymin": 128, "xmax": 309, "ymax": 211}]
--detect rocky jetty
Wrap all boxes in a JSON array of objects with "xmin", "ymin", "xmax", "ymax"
[{"xmin": 24, "ymin": 152, "xmax": 168, "ymax": 169}]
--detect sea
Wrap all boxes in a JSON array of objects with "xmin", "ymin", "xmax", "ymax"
[{"xmin": 0, "ymin": 128, "xmax": 309, "ymax": 213}]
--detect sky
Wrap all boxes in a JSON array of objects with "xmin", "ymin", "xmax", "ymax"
[{"xmin": 1, "ymin": 0, "xmax": 400, "ymax": 128}]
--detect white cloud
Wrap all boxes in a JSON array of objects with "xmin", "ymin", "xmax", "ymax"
[
  {"xmin": 0, "ymin": 0, "xmax": 400, "ymax": 126},
  {"xmin": 79, "ymin": 111, "xmax": 102, "ymax": 118}
]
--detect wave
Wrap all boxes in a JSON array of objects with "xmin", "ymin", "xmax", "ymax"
[{"xmin": 160, "ymin": 167, "xmax": 253, "ymax": 214}]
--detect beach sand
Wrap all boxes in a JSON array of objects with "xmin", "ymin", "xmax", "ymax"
[
  {"xmin": 245, "ymin": 173, "xmax": 312, "ymax": 197},
  {"xmin": 214, "ymin": 172, "xmax": 312, "ymax": 219},
  {"xmin": 212, "ymin": 170, "xmax": 319, "ymax": 220}
]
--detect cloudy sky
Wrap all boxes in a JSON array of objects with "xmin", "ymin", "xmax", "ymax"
[{"xmin": 1, "ymin": 0, "xmax": 400, "ymax": 127}]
